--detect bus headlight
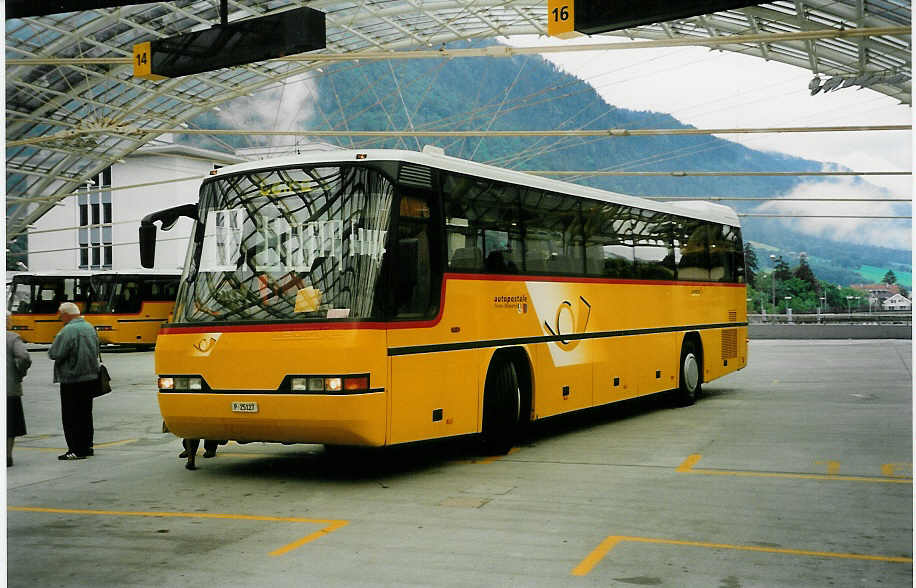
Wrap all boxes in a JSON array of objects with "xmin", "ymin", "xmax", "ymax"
[
  {"xmin": 158, "ymin": 376, "xmax": 203, "ymax": 391},
  {"xmin": 285, "ymin": 374, "xmax": 370, "ymax": 393}
]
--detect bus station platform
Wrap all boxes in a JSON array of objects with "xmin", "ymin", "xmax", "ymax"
[{"xmin": 6, "ymin": 339, "xmax": 912, "ymax": 587}]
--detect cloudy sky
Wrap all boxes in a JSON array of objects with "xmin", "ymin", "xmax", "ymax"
[{"xmin": 503, "ymin": 35, "xmax": 912, "ymax": 250}]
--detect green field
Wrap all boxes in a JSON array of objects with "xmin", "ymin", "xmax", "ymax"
[{"xmin": 856, "ymin": 265, "xmax": 912, "ymax": 288}]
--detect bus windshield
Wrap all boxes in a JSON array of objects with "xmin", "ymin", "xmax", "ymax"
[
  {"xmin": 89, "ymin": 276, "xmax": 116, "ymax": 313},
  {"xmin": 174, "ymin": 164, "xmax": 395, "ymax": 324},
  {"xmin": 8, "ymin": 275, "xmax": 93, "ymax": 314}
]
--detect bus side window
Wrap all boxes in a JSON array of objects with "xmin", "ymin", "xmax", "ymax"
[
  {"xmin": 34, "ymin": 284, "xmax": 61, "ymax": 313},
  {"xmin": 522, "ymin": 189, "xmax": 582, "ymax": 276},
  {"xmin": 675, "ymin": 218, "xmax": 710, "ymax": 282},
  {"xmin": 583, "ymin": 203, "xmax": 635, "ymax": 279},
  {"xmin": 395, "ymin": 194, "xmax": 433, "ymax": 318},
  {"xmin": 633, "ymin": 211, "xmax": 676, "ymax": 281},
  {"xmin": 443, "ymin": 173, "xmax": 520, "ymax": 274},
  {"xmin": 116, "ymin": 281, "xmax": 142, "ymax": 313},
  {"xmin": 717, "ymin": 224, "xmax": 744, "ymax": 283},
  {"xmin": 708, "ymin": 224, "xmax": 728, "ymax": 281}
]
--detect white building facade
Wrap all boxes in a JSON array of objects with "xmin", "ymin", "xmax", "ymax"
[
  {"xmin": 881, "ymin": 293, "xmax": 912, "ymax": 311},
  {"xmin": 27, "ymin": 143, "xmax": 244, "ymax": 273}
]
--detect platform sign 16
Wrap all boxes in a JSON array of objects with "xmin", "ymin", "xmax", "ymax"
[{"xmin": 547, "ymin": 0, "xmax": 577, "ymax": 38}]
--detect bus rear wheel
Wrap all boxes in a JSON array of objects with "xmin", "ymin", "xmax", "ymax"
[
  {"xmin": 481, "ymin": 360, "xmax": 521, "ymax": 455},
  {"xmin": 675, "ymin": 338, "xmax": 702, "ymax": 407}
]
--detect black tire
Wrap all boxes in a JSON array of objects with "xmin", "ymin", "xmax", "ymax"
[
  {"xmin": 676, "ymin": 338, "xmax": 702, "ymax": 407},
  {"xmin": 481, "ymin": 360, "xmax": 521, "ymax": 455}
]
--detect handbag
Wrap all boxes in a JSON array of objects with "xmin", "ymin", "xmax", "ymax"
[{"xmin": 94, "ymin": 352, "xmax": 112, "ymax": 398}]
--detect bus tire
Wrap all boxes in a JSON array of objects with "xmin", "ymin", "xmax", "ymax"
[
  {"xmin": 481, "ymin": 359, "xmax": 521, "ymax": 455},
  {"xmin": 676, "ymin": 338, "xmax": 702, "ymax": 407}
]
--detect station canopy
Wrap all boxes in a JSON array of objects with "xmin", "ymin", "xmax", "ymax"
[{"xmin": 5, "ymin": 0, "xmax": 912, "ymax": 241}]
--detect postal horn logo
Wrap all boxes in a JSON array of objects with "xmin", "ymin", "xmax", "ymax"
[
  {"xmin": 192, "ymin": 333, "xmax": 220, "ymax": 354},
  {"xmin": 543, "ymin": 296, "xmax": 591, "ymax": 351}
]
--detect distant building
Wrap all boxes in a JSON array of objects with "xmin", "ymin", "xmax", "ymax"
[
  {"xmin": 881, "ymin": 293, "xmax": 912, "ymax": 311},
  {"xmin": 850, "ymin": 283, "xmax": 901, "ymax": 303},
  {"xmin": 27, "ymin": 142, "xmax": 244, "ymax": 272}
]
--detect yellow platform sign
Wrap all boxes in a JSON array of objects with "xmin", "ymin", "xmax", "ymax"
[
  {"xmin": 547, "ymin": 0, "xmax": 579, "ymax": 39},
  {"xmin": 133, "ymin": 42, "xmax": 166, "ymax": 80}
]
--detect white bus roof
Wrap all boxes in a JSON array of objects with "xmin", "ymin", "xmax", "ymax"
[
  {"xmin": 10, "ymin": 269, "xmax": 180, "ymax": 279},
  {"xmin": 89, "ymin": 269, "xmax": 181, "ymax": 277},
  {"xmin": 211, "ymin": 148, "xmax": 742, "ymax": 227},
  {"xmin": 9, "ymin": 270, "xmax": 96, "ymax": 279}
]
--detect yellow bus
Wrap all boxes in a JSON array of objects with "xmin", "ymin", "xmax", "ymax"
[
  {"xmin": 142, "ymin": 148, "xmax": 747, "ymax": 454},
  {"xmin": 88, "ymin": 271, "xmax": 180, "ymax": 347},
  {"xmin": 7, "ymin": 271, "xmax": 95, "ymax": 343}
]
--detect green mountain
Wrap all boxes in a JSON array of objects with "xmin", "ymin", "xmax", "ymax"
[{"xmin": 187, "ymin": 42, "xmax": 910, "ymax": 285}]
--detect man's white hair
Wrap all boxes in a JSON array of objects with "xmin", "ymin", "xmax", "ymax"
[{"xmin": 58, "ymin": 302, "xmax": 81, "ymax": 316}]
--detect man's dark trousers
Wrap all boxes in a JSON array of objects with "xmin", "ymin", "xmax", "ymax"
[{"xmin": 60, "ymin": 382, "xmax": 95, "ymax": 456}]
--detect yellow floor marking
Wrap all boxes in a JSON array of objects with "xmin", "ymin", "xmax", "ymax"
[
  {"xmin": 881, "ymin": 463, "xmax": 913, "ymax": 477},
  {"xmin": 94, "ymin": 439, "xmax": 139, "ymax": 449},
  {"xmin": 815, "ymin": 460, "xmax": 841, "ymax": 475},
  {"xmin": 677, "ymin": 454, "xmax": 912, "ymax": 484},
  {"xmin": 675, "ymin": 454, "xmax": 702, "ymax": 473},
  {"xmin": 9, "ymin": 506, "xmax": 348, "ymax": 556},
  {"xmin": 570, "ymin": 536, "xmax": 624, "ymax": 576},
  {"xmin": 18, "ymin": 439, "xmax": 138, "ymax": 452},
  {"xmin": 453, "ymin": 447, "xmax": 519, "ymax": 465},
  {"xmin": 572, "ymin": 535, "xmax": 912, "ymax": 576}
]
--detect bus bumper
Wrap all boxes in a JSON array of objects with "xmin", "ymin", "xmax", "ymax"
[{"xmin": 158, "ymin": 391, "xmax": 387, "ymax": 446}]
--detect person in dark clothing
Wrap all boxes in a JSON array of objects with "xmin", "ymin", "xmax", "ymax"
[
  {"xmin": 180, "ymin": 439, "xmax": 224, "ymax": 470},
  {"xmin": 7, "ymin": 329, "xmax": 32, "ymax": 467},
  {"xmin": 48, "ymin": 302, "xmax": 99, "ymax": 460}
]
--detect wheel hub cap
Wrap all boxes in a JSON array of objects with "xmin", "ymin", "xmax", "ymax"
[{"xmin": 684, "ymin": 353, "xmax": 699, "ymax": 392}]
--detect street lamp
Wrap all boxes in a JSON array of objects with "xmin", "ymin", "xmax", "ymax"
[
  {"xmin": 769, "ymin": 254, "xmax": 778, "ymax": 308},
  {"xmin": 845, "ymin": 295, "xmax": 860, "ymax": 317}
]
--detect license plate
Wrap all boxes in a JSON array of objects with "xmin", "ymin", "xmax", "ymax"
[{"xmin": 231, "ymin": 401, "xmax": 258, "ymax": 413}]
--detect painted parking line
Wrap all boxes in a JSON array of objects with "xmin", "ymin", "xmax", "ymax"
[
  {"xmin": 572, "ymin": 535, "xmax": 912, "ymax": 576},
  {"xmin": 677, "ymin": 454, "xmax": 913, "ymax": 484},
  {"xmin": 8, "ymin": 506, "xmax": 348, "ymax": 556},
  {"xmin": 18, "ymin": 438, "xmax": 139, "ymax": 452},
  {"xmin": 452, "ymin": 447, "xmax": 520, "ymax": 465}
]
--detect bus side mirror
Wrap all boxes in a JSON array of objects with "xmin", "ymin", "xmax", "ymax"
[
  {"xmin": 139, "ymin": 222, "xmax": 157, "ymax": 268},
  {"xmin": 138, "ymin": 203, "xmax": 198, "ymax": 269}
]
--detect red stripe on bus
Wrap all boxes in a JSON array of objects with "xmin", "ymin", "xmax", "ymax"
[{"xmin": 444, "ymin": 272, "xmax": 746, "ymax": 287}]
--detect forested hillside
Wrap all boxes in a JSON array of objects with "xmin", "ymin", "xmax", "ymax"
[{"xmin": 188, "ymin": 41, "xmax": 910, "ymax": 285}]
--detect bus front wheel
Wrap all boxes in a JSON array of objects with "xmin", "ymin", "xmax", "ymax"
[
  {"xmin": 481, "ymin": 360, "xmax": 521, "ymax": 455},
  {"xmin": 676, "ymin": 338, "xmax": 702, "ymax": 407}
]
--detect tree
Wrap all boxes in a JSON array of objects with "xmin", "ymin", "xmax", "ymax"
[
  {"xmin": 743, "ymin": 242, "xmax": 759, "ymax": 287},
  {"xmin": 882, "ymin": 270, "xmax": 897, "ymax": 285},
  {"xmin": 772, "ymin": 255, "xmax": 791, "ymax": 281},
  {"xmin": 793, "ymin": 256, "xmax": 819, "ymax": 294}
]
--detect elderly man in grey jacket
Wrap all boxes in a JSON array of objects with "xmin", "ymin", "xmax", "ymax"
[{"xmin": 48, "ymin": 302, "xmax": 100, "ymax": 460}]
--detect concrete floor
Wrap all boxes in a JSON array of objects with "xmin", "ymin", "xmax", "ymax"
[{"xmin": 6, "ymin": 339, "xmax": 912, "ymax": 587}]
